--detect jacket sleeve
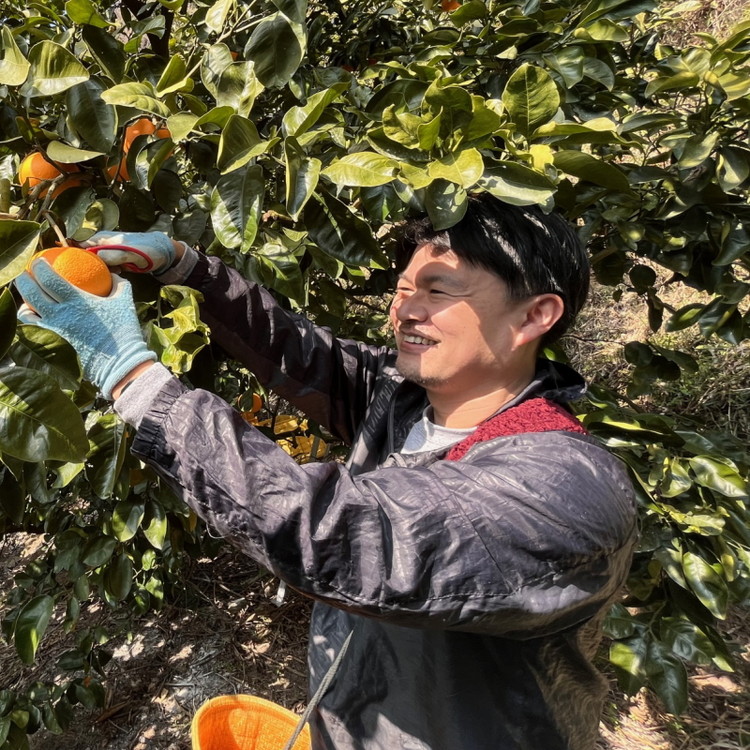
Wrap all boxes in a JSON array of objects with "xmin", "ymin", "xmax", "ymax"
[
  {"xmin": 133, "ymin": 377, "xmax": 637, "ymax": 639},
  {"xmin": 183, "ymin": 252, "xmax": 394, "ymax": 445}
]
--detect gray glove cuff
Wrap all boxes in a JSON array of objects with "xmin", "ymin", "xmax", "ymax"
[
  {"xmin": 155, "ymin": 243, "xmax": 199, "ymax": 285},
  {"xmin": 114, "ymin": 362, "xmax": 175, "ymax": 427}
]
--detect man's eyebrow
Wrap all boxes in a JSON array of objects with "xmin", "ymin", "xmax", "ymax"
[{"xmin": 419, "ymin": 273, "xmax": 467, "ymax": 289}]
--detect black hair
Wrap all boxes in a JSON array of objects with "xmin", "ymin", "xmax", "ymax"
[{"xmin": 397, "ymin": 193, "xmax": 590, "ymax": 347}]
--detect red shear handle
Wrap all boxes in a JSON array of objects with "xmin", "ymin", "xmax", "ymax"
[{"xmin": 86, "ymin": 245, "xmax": 155, "ymax": 273}]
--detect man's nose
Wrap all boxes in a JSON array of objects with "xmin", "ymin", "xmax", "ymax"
[{"xmin": 393, "ymin": 292, "xmax": 428, "ymax": 322}]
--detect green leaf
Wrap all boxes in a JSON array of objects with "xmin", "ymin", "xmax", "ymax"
[
  {"xmin": 156, "ymin": 54, "xmax": 191, "ymax": 96},
  {"xmin": 81, "ymin": 536, "xmax": 116, "ymax": 568},
  {"xmin": 554, "ymin": 150, "xmax": 631, "ymax": 191},
  {"xmin": 285, "ymin": 138, "xmax": 321, "ymax": 220},
  {"xmin": 25, "ymin": 41, "xmax": 89, "ymax": 97},
  {"xmin": 717, "ymin": 147, "xmax": 750, "ymax": 192},
  {"xmin": 9, "ymin": 325, "xmax": 82, "ymax": 392},
  {"xmin": 479, "ymin": 162, "xmax": 556, "ymax": 206},
  {"xmin": 603, "ymin": 603, "xmax": 638, "ymax": 639},
  {"xmin": 323, "ymin": 152, "xmax": 398, "ymax": 188},
  {"xmin": 66, "ymin": 79, "xmax": 117, "ymax": 154},
  {"xmin": 14, "ymin": 595, "xmax": 54, "ymax": 665},
  {"xmin": 609, "ymin": 635, "xmax": 648, "ymax": 695},
  {"xmin": 86, "ymin": 413, "xmax": 127, "ymax": 499},
  {"xmin": 0, "ymin": 289, "xmax": 16, "ymax": 361},
  {"xmin": 271, "ymin": 0, "xmax": 308, "ymax": 25},
  {"xmin": 105, "ymin": 553, "xmax": 133, "ymax": 602},
  {"xmin": 81, "ymin": 26, "xmax": 126, "ymax": 82},
  {"xmin": 206, "ymin": 0, "xmax": 236, "ymax": 33},
  {"xmin": 46, "ymin": 141, "xmax": 103, "ymax": 164},
  {"xmin": 101, "ymin": 82, "xmax": 171, "ymax": 118},
  {"xmin": 646, "ymin": 641, "xmax": 689, "ymax": 715},
  {"xmin": 304, "ymin": 193, "xmax": 384, "ymax": 267},
  {"xmin": 0, "ymin": 220, "xmax": 40, "ymax": 286},
  {"xmin": 682, "ymin": 551, "xmax": 728, "ymax": 620},
  {"xmin": 210, "ymin": 165, "xmax": 265, "ymax": 251},
  {"xmin": 501, "ymin": 64, "xmax": 560, "ymax": 136},
  {"xmin": 65, "ymin": 0, "xmax": 110, "ymax": 27},
  {"xmin": 215, "ymin": 62, "xmax": 264, "ymax": 117},
  {"xmin": 660, "ymin": 617, "xmax": 715, "ymax": 665},
  {"xmin": 425, "ymin": 179, "xmax": 468, "ymax": 231},
  {"xmin": 282, "ymin": 84, "xmax": 347, "ymax": 138},
  {"xmin": 688, "ymin": 456, "xmax": 747, "ymax": 498},
  {"xmin": 428, "ymin": 148, "xmax": 483, "ymax": 188},
  {"xmin": 0, "ymin": 366, "xmax": 88, "ymax": 463},
  {"xmin": 217, "ymin": 115, "xmax": 267, "ymax": 173},
  {"xmin": 679, "ymin": 132, "xmax": 719, "ymax": 169},
  {"xmin": 143, "ymin": 502, "xmax": 168, "ymax": 550},
  {"xmin": 112, "ymin": 501, "xmax": 145, "ymax": 543},
  {"xmin": 245, "ymin": 12, "xmax": 305, "ymax": 88},
  {"xmin": 0, "ymin": 26, "xmax": 30, "ymax": 86}
]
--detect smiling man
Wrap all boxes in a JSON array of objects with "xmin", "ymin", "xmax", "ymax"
[{"xmin": 16, "ymin": 193, "xmax": 637, "ymax": 750}]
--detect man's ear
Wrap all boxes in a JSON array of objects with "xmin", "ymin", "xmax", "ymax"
[{"xmin": 516, "ymin": 294, "xmax": 564, "ymax": 346}]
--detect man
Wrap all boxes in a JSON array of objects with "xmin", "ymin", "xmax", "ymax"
[{"xmin": 17, "ymin": 193, "xmax": 637, "ymax": 750}]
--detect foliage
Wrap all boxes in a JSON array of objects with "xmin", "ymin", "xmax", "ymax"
[{"xmin": 0, "ymin": 0, "xmax": 749, "ymax": 742}]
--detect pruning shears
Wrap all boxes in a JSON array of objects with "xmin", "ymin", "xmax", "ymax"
[{"xmin": 84, "ymin": 244, "xmax": 156, "ymax": 273}]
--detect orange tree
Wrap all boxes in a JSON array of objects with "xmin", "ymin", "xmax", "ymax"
[{"xmin": 1, "ymin": 0, "xmax": 750, "ymax": 743}]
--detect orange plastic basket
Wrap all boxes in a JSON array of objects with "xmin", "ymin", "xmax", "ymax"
[{"xmin": 191, "ymin": 694, "xmax": 311, "ymax": 750}]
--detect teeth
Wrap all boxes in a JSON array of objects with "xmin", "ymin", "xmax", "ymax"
[{"xmin": 403, "ymin": 335, "xmax": 436, "ymax": 345}]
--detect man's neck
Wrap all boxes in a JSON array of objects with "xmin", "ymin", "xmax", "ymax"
[{"xmin": 428, "ymin": 368, "xmax": 536, "ymax": 428}]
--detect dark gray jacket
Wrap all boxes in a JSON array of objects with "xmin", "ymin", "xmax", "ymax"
[{"xmin": 130, "ymin": 254, "xmax": 637, "ymax": 750}]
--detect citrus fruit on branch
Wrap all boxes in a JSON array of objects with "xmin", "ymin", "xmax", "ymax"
[
  {"xmin": 17, "ymin": 152, "xmax": 83, "ymax": 198},
  {"xmin": 30, "ymin": 246, "xmax": 113, "ymax": 297}
]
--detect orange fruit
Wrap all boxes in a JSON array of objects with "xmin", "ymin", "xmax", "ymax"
[
  {"xmin": 107, "ymin": 155, "xmax": 129, "ymax": 183},
  {"xmin": 17, "ymin": 152, "xmax": 81, "ymax": 197},
  {"xmin": 123, "ymin": 117, "xmax": 171, "ymax": 153},
  {"xmin": 441, "ymin": 0, "xmax": 461, "ymax": 10},
  {"xmin": 30, "ymin": 246, "xmax": 113, "ymax": 297}
]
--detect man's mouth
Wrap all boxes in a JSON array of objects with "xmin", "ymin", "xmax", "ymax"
[{"xmin": 401, "ymin": 334, "xmax": 438, "ymax": 346}]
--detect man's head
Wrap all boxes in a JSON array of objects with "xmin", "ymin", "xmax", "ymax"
[
  {"xmin": 390, "ymin": 194, "xmax": 589, "ymax": 422},
  {"xmin": 397, "ymin": 193, "xmax": 589, "ymax": 349}
]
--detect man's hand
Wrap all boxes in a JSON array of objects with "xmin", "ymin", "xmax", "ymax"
[
  {"xmin": 81, "ymin": 231, "xmax": 182, "ymax": 275},
  {"xmin": 15, "ymin": 258, "xmax": 157, "ymax": 400}
]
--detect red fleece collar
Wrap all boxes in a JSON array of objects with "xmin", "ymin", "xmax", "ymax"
[{"xmin": 444, "ymin": 398, "xmax": 589, "ymax": 462}]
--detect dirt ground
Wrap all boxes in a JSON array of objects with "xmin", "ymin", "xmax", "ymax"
[{"xmin": 0, "ymin": 533, "xmax": 747, "ymax": 750}]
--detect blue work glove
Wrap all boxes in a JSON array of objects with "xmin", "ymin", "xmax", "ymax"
[
  {"xmin": 15, "ymin": 259, "xmax": 157, "ymax": 400},
  {"xmin": 81, "ymin": 231, "xmax": 177, "ymax": 275}
]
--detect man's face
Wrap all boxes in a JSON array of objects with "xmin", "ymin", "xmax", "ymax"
[{"xmin": 390, "ymin": 244, "xmax": 534, "ymax": 401}]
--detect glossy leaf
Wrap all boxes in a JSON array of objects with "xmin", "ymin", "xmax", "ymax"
[
  {"xmin": 285, "ymin": 138, "xmax": 321, "ymax": 220},
  {"xmin": 501, "ymin": 64, "xmax": 560, "ymax": 135},
  {"xmin": 14, "ymin": 596, "xmax": 54, "ymax": 665},
  {"xmin": 66, "ymin": 79, "xmax": 117, "ymax": 154},
  {"xmin": 9, "ymin": 325, "xmax": 82, "ymax": 392},
  {"xmin": 245, "ymin": 12, "xmax": 304, "ymax": 88},
  {"xmin": 0, "ymin": 26, "xmax": 30, "ymax": 86},
  {"xmin": 210, "ymin": 165, "xmax": 265, "ymax": 251},
  {"xmin": 25, "ymin": 41, "xmax": 89, "ymax": 97},
  {"xmin": 104, "ymin": 554, "xmax": 133, "ymax": 601},
  {"xmin": 0, "ymin": 220, "xmax": 40, "ymax": 287},
  {"xmin": 682, "ymin": 551, "xmax": 728, "ymax": 620},
  {"xmin": 304, "ymin": 193, "xmax": 384, "ymax": 267},
  {"xmin": 480, "ymin": 162, "xmax": 556, "ymax": 206},
  {"xmin": 323, "ymin": 152, "xmax": 398, "ymax": 188},
  {"xmin": 0, "ymin": 366, "xmax": 88, "ymax": 463},
  {"xmin": 86, "ymin": 413, "xmax": 127, "ymax": 499},
  {"xmin": 0, "ymin": 289, "xmax": 16, "ymax": 360},
  {"xmin": 217, "ymin": 115, "xmax": 267, "ymax": 173}
]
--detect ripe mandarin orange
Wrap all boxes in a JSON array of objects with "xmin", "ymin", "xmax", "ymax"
[
  {"xmin": 123, "ymin": 117, "xmax": 171, "ymax": 153},
  {"xmin": 441, "ymin": 0, "xmax": 461, "ymax": 10},
  {"xmin": 31, "ymin": 246, "xmax": 113, "ymax": 297},
  {"xmin": 18, "ymin": 152, "xmax": 81, "ymax": 198}
]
